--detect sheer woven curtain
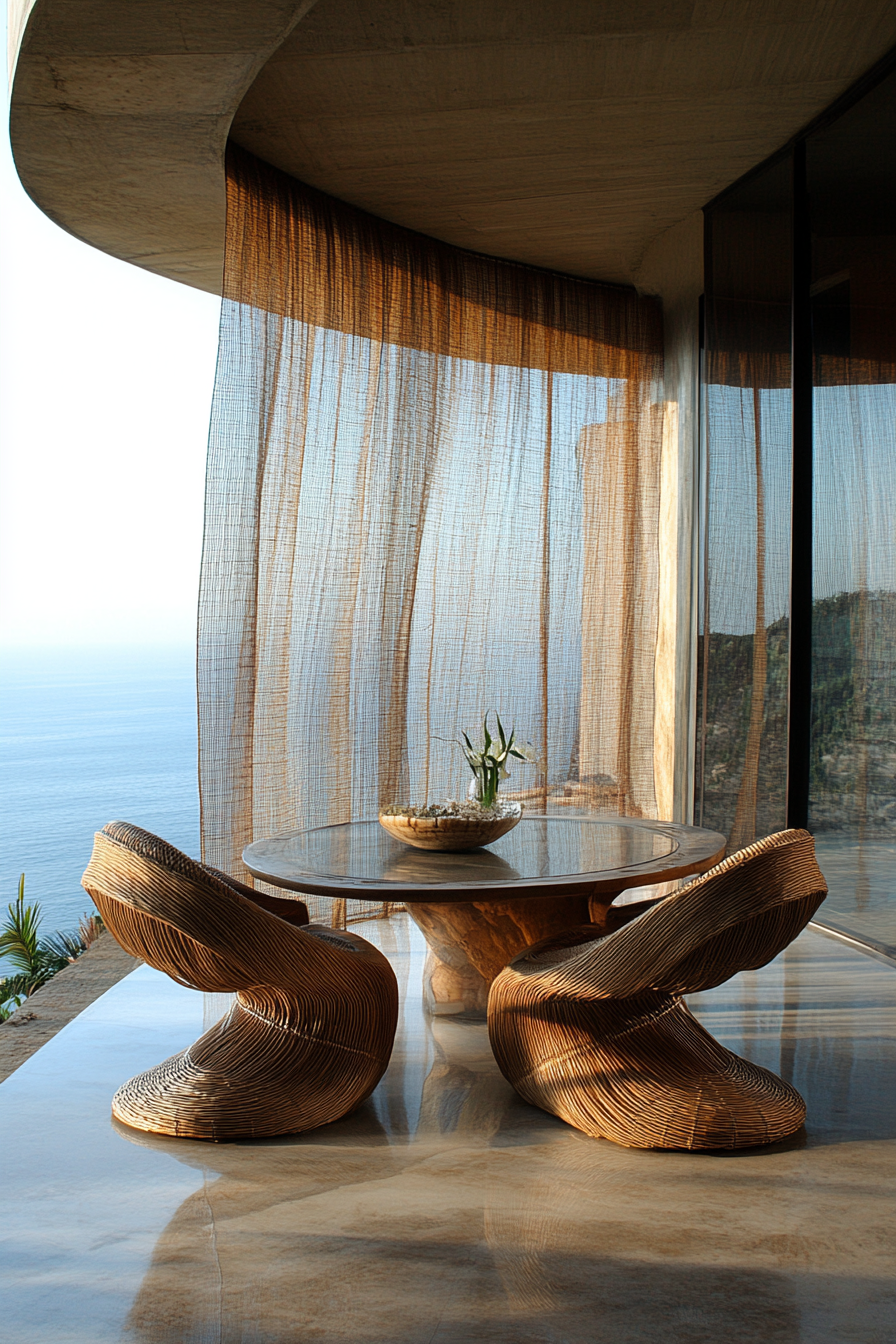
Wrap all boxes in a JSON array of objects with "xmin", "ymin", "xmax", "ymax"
[
  {"xmin": 199, "ymin": 146, "xmax": 663, "ymax": 919},
  {"xmin": 698, "ymin": 162, "xmax": 793, "ymax": 850}
]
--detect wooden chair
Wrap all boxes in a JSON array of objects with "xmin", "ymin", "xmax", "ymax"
[
  {"xmin": 487, "ymin": 829, "xmax": 827, "ymax": 1150},
  {"xmin": 82, "ymin": 821, "xmax": 398, "ymax": 1141}
]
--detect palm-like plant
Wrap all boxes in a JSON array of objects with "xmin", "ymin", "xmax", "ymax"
[
  {"xmin": 0, "ymin": 876, "xmax": 96, "ymax": 1021},
  {"xmin": 459, "ymin": 711, "xmax": 535, "ymax": 808},
  {"xmin": 0, "ymin": 978, "xmax": 29, "ymax": 1021}
]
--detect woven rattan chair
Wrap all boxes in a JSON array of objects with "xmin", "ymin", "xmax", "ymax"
[
  {"xmin": 487, "ymin": 829, "xmax": 827, "ymax": 1150},
  {"xmin": 82, "ymin": 821, "xmax": 399, "ymax": 1141}
]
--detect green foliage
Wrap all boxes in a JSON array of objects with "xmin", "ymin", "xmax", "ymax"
[
  {"xmin": 0, "ymin": 875, "xmax": 99, "ymax": 1021},
  {"xmin": 0, "ymin": 875, "xmax": 43, "ymax": 974},
  {"xmin": 0, "ymin": 980, "xmax": 28, "ymax": 1023},
  {"xmin": 457, "ymin": 711, "xmax": 535, "ymax": 808},
  {"xmin": 41, "ymin": 929, "xmax": 88, "ymax": 963}
]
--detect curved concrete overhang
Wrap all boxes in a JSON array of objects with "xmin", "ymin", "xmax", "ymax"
[
  {"xmin": 9, "ymin": 0, "xmax": 896, "ymax": 293},
  {"xmin": 7, "ymin": 0, "xmax": 318, "ymax": 294}
]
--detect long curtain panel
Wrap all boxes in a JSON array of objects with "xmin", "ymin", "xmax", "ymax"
[
  {"xmin": 698, "ymin": 159, "xmax": 793, "ymax": 850},
  {"xmin": 199, "ymin": 146, "xmax": 663, "ymax": 914}
]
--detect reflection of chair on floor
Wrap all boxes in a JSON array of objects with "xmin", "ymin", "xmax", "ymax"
[
  {"xmin": 82, "ymin": 821, "xmax": 399, "ymax": 1141},
  {"xmin": 488, "ymin": 829, "xmax": 827, "ymax": 1150}
]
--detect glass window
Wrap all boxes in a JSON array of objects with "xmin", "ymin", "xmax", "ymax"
[{"xmin": 808, "ymin": 69, "xmax": 896, "ymax": 952}]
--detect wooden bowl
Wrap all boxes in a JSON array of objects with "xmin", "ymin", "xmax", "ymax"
[{"xmin": 378, "ymin": 805, "xmax": 522, "ymax": 851}]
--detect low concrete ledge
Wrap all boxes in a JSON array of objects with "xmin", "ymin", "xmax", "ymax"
[{"xmin": 0, "ymin": 934, "xmax": 141, "ymax": 1083}]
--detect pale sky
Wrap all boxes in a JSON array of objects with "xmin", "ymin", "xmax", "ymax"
[{"xmin": 0, "ymin": 52, "xmax": 221, "ymax": 648}]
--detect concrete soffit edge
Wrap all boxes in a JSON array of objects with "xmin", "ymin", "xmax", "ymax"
[{"xmin": 7, "ymin": 0, "xmax": 321, "ymax": 295}]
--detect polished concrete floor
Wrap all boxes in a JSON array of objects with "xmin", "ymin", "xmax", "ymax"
[{"xmin": 1, "ymin": 916, "xmax": 894, "ymax": 1344}]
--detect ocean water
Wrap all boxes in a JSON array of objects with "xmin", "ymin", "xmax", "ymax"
[
  {"xmin": 2, "ymin": 645, "xmax": 893, "ymax": 956},
  {"xmin": 0, "ymin": 646, "xmax": 199, "ymax": 934}
]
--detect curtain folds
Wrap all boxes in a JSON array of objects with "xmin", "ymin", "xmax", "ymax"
[{"xmin": 199, "ymin": 145, "xmax": 664, "ymax": 913}]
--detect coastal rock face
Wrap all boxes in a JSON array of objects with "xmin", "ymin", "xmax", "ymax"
[{"xmin": 697, "ymin": 591, "xmax": 896, "ymax": 844}]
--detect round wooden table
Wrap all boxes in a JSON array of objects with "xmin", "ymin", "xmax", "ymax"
[{"xmin": 243, "ymin": 816, "xmax": 726, "ymax": 1018}]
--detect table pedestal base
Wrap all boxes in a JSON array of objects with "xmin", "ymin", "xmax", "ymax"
[{"xmin": 407, "ymin": 892, "xmax": 622, "ymax": 1019}]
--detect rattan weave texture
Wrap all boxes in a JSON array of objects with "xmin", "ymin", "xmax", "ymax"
[
  {"xmin": 81, "ymin": 822, "xmax": 399, "ymax": 1141},
  {"xmin": 487, "ymin": 829, "xmax": 827, "ymax": 1149}
]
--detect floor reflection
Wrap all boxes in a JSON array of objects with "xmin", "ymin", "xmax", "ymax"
[
  {"xmin": 813, "ymin": 835, "xmax": 896, "ymax": 952},
  {"xmin": 119, "ymin": 1109, "xmax": 815, "ymax": 1344},
  {"xmin": 687, "ymin": 929, "xmax": 896, "ymax": 1143},
  {"xmin": 113, "ymin": 920, "xmax": 895, "ymax": 1344}
]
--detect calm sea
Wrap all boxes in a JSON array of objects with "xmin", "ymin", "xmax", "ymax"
[
  {"xmin": 2, "ymin": 645, "xmax": 893, "ymax": 954},
  {"xmin": 0, "ymin": 646, "xmax": 199, "ymax": 934}
]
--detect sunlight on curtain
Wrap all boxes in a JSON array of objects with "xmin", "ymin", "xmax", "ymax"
[
  {"xmin": 697, "ymin": 159, "xmax": 793, "ymax": 848},
  {"xmin": 199, "ymin": 147, "xmax": 663, "ymax": 921}
]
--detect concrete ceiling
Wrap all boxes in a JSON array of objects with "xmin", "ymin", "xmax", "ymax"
[
  {"xmin": 9, "ymin": 0, "xmax": 896, "ymax": 293},
  {"xmin": 232, "ymin": 0, "xmax": 896, "ymax": 283}
]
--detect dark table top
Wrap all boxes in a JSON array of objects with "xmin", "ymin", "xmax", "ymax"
[{"xmin": 242, "ymin": 815, "xmax": 727, "ymax": 904}]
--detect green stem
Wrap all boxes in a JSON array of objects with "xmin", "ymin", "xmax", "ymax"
[{"xmin": 473, "ymin": 762, "xmax": 500, "ymax": 808}]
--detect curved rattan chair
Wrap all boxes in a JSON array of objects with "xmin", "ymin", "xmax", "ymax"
[
  {"xmin": 487, "ymin": 829, "xmax": 827, "ymax": 1150},
  {"xmin": 82, "ymin": 821, "xmax": 399, "ymax": 1141}
]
